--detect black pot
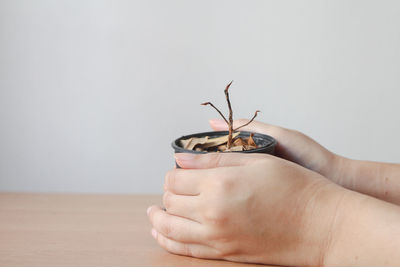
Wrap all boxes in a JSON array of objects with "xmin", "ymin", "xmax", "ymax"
[{"xmin": 172, "ymin": 131, "xmax": 277, "ymax": 155}]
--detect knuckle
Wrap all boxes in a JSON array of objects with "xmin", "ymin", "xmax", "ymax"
[
  {"xmin": 150, "ymin": 208, "xmax": 161, "ymax": 224},
  {"xmin": 214, "ymin": 249, "xmax": 226, "ymax": 259},
  {"xmin": 164, "ymin": 170, "xmax": 175, "ymax": 192},
  {"xmin": 214, "ymin": 174, "xmax": 235, "ymax": 194},
  {"xmin": 217, "ymin": 245, "xmax": 238, "ymax": 260},
  {"xmin": 203, "ymin": 227, "xmax": 225, "ymax": 242},
  {"xmin": 162, "ymin": 237, "xmax": 172, "ymax": 252},
  {"xmin": 148, "ymin": 206, "xmax": 157, "ymax": 222},
  {"xmin": 182, "ymin": 243, "xmax": 192, "ymax": 257},
  {"xmin": 162, "ymin": 192, "xmax": 172, "ymax": 210},
  {"xmin": 163, "ymin": 180, "xmax": 168, "ymax": 192},
  {"xmin": 202, "ymin": 204, "xmax": 229, "ymax": 226},
  {"xmin": 152, "ymin": 210, "xmax": 174, "ymax": 238},
  {"xmin": 157, "ymin": 233, "xmax": 167, "ymax": 248},
  {"xmin": 204, "ymin": 230, "xmax": 237, "ymax": 259},
  {"xmin": 159, "ymin": 219, "xmax": 173, "ymax": 238}
]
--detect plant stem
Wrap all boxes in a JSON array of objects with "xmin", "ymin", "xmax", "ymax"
[
  {"xmin": 234, "ymin": 110, "xmax": 260, "ymax": 131},
  {"xmin": 201, "ymin": 80, "xmax": 260, "ymax": 151},
  {"xmin": 201, "ymin": 102, "xmax": 229, "ymax": 125},
  {"xmin": 224, "ymin": 81, "xmax": 234, "ymax": 148}
]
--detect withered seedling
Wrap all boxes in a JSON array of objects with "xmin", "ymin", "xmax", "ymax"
[{"xmin": 201, "ymin": 81, "xmax": 260, "ymax": 150}]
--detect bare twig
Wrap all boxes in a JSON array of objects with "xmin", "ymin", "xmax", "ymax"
[
  {"xmin": 201, "ymin": 102, "xmax": 229, "ymax": 125},
  {"xmin": 224, "ymin": 81, "xmax": 234, "ymax": 148},
  {"xmin": 201, "ymin": 80, "xmax": 260, "ymax": 151},
  {"xmin": 234, "ymin": 110, "xmax": 260, "ymax": 131}
]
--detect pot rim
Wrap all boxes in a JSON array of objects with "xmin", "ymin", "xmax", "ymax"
[{"xmin": 171, "ymin": 130, "xmax": 277, "ymax": 154}]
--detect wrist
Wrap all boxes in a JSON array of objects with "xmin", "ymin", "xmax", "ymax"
[
  {"xmin": 329, "ymin": 157, "xmax": 400, "ymax": 204},
  {"xmin": 299, "ymin": 179, "xmax": 355, "ymax": 266},
  {"xmin": 326, "ymin": 154, "xmax": 352, "ymax": 186},
  {"xmin": 319, "ymin": 188, "xmax": 364, "ymax": 267},
  {"xmin": 324, "ymin": 191, "xmax": 400, "ymax": 266}
]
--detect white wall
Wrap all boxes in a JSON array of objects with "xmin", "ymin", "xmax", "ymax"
[{"xmin": 0, "ymin": 0, "xmax": 399, "ymax": 193}]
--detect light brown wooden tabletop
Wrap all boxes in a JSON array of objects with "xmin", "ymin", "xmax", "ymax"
[{"xmin": 0, "ymin": 193, "xmax": 277, "ymax": 267}]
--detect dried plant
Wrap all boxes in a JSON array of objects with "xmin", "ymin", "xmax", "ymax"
[{"xmin": 201, "ymin": 81, "xmax": 260, "ymax": 149}]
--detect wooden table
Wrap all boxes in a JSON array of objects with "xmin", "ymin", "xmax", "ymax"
[{"xmin": 0, "ymin": 193, "xmax": 275, "ymax": 266}]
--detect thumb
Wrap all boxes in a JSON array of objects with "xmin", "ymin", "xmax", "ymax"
[
  {"xmin": 174, "ymin": 152, "xmax": 269, "ymax": 169},
  {"xmin": 209, "ymin": 118, "xmax": 282, "ymax": 138}
]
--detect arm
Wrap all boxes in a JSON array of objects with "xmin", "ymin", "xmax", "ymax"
[{"xmin": 336, "ymin": 158, "xmax": 400, "ymax": 205}]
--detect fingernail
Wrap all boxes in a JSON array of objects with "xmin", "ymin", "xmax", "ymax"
[
  {"xmin": 174, "ymin": 153, "xmax": 196, "ymax": 164},
  {"xmin": 147, "ymin": 206, "xmax": 151, "ymax": 215},
  {"xmin": 209, "ymin": 119, "xmax": 227, "ymax": 128},
  {"xmin": 151, "ymin": 228, "xmax": 158, "ymax": 239}
]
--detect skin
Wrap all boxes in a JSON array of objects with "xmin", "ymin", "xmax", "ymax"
[
  {"xmin": 147, "ymin": 119, "xmax": 400, "ymax": 266},
  {"xmin": 208, "ymin": 119, "xmax": 400, "ymax": 205}
]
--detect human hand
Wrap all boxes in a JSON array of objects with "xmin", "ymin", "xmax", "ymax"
[
  {"xmin": 147, "ymin": 152, "xmax": 349, "ymax": 266},
  {"xmin": 209, "ymin": 119, "xmax": 400, "ymax": 205},
  {"xmin": 209, "ymin": 119, "xmax": 344, "ymax": 187}
]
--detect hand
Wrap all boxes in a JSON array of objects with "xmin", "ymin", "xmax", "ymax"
[
  {"xmin": 209, "ymin": 119, "xmax": 400, "ymax": 205},
  {"xmin": 209, "ymin": 118, "xmax": 341, "ymax": 183},
  {"xmin": 147, "ymin": 152, "xmax": 349, "ymax": 266}
]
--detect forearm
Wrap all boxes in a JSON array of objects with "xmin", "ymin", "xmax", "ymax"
[
  {"xmin": 325, "ymin": 190, "xmax": 400, "ymax": 266},
  {"xmin": 334, "ymin": 157, "xmax": 400, "ymax": 205}
]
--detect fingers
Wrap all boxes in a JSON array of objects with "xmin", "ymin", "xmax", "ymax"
[
  {"xmin": 151, "ymin": 228, "xmax": 221, "ymax": 259},
  {"xmin": 163, "ymin": 191, "xmax": 202, "ymax": 222},
  {"xmin": 164, "ymin": 168, "xmax": 207, "ymax": 195},
  {"xmin": 147, "ymin": 205, "xmax": 204, "ymax": 244},
  {"xmin": 165, "ymin": 156, "xmax": 262, "ymax": 195},
  {"xmin": 209, "ymin": 118, "xmax": 284, "ymax": 139},
  {"xmin": 174, "ymin": 152, "xmax": 268, "ymax": 169}
]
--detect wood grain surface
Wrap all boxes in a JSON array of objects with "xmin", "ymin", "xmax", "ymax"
[{"xmin": 0, "ymin": 193, "xmax": 277, "ymax": 267}]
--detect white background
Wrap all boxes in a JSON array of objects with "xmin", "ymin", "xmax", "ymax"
[{"xmin": 1, "ymin": 0, "xmax": 399, "ymax": 193}]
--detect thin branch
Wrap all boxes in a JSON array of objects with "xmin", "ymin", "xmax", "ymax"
[
  {"xmin": 224, "ymin": 81, "xmax": 234, "ymax": 120},
  {"xmin": 234, "ymin": 110, "xmax": 260, "ymax": 131},
  {"xmin": 201, "ymin": 102, "xmax": 229, "ymax": 125},
  {"xmin": 224, "ymin": 81, "xmax": 234, "ymax": 148}
]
